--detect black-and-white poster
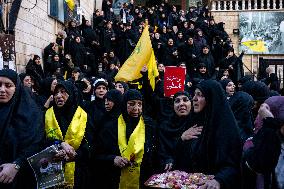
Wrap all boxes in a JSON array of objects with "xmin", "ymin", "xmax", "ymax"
[
  {"xmin": 239, "ymin": 12, "xmax": 284, "ymax": 54},
  {"xmin": 27, "ymin": 145, "xmax": 64, "ymax": 189}
]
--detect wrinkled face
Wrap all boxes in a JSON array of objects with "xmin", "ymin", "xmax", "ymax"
[
  {"xmin": 158, "ymin": 64, "xmax": 165, "ymax": 72},
  {"xmin": 23, "ymin": 75, "xmax": 32, "ymax": 88},
  {"xmin": 0, "ymin": 77, "xmax": 16, "ymax": 104},
  {"xmin": 51, "ymin": 79, "xmax": 57, "ymax": 92},
  {"xmin": 226, "ymin": 81, "xmax": 235, "ymax": 96},
  {"xmin": 174, "ymin": 95, "xmax": 191, "ymax": 117},
  {"xmin": 202, "ymin": 47, "xmax": 209, "ymax": 54},
  {"xmin": 115, "ymin": 83, "xmax": 125, "ymax": 94},
  {"xmin": 54, "ymin": 86, "xmax": 69, "ymax": 108},
  {"xmin": 35, "ymin": 57, "xmax": 41, "ymax": 65},
  {"xmin": 95, "ymin": 85, "xmax": 107, "ymax": 99},
  {"xmin": 193, "ymin": 88, "xmax": 206, "ymax": 113},
  {"xmin": 199, "ymin": 67, "xmax": 207, "ymax": 74},
  {"xmin": 53, "ymin": 55, "xmax": 60, "ymax": 61},
  {"xmin": 127, "ymin": 100, "xmax": 142, "ymax": 117},
  {"xmin": 105, "ymin": 98, "xmax": 114, "ymax": 111}
]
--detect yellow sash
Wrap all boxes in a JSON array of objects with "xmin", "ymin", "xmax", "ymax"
[
  {"xmin": 45, "ymin": 106, "xmax": 87, "ymax": 187},
  {"xmin": 118, "ymin": 115, "xmax": 145, "ymax": 189}
]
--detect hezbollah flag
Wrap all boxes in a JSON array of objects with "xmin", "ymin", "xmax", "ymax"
[
  {"xmin": 115, "ymin": 25, "xmax": 159, "ymax": 91},
  {"xmin": 242, "ymin": 40, "xmax": 267, "ymax": 53},
  {"xmin": 65, "ymin": 0, "xmax": 75, "ymax": 11}
]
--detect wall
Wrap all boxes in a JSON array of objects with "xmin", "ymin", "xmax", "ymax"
[
  {"xmin": 212, "ymin": 11, "xmax": 284, "ymax": 76},
  {"xmin": 14, "ymin": 0, "xmax": 95, "ymax": 73}
]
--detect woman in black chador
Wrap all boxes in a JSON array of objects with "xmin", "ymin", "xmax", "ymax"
[
  {"xmin": 0, "ymin": 69, "xmax": 44, "ymax": 189},
  {"xmin": 44, "ymin": 81, "xmax": 93, "ymax": 188},
  {"xmin": 175, "ymin": 80, "xmax": 242, "ymax": 189},
  {"xmin": 92, "ymin": 89, "xmax": 158, "ymax": 189},
  {"xmin": 158, "ymin": 91, "xmax": 193, "ymax": 172}
]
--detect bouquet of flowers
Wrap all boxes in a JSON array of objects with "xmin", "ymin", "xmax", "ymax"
[{"xmin": 145, "ymin": 170, "xmax": 214, "ymax": 189}]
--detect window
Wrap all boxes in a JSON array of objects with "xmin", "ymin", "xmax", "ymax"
[{"xmin": 49, "ymin": 0, "xmax": 80, "ymax": 23}]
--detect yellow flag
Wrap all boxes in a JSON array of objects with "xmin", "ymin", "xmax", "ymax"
[
  {"xmin": 147, "ymin": 50, "xmax": 159, "ymax": 91},
  {"xmin": 242, "ymin": 40, "xmax": 267, "ymax": 53},
  {"xmin": 65, "ymin": 0, "xmax": 75, "ymax": 11},
  {"xmin": 115, "ymin": 25, "xmax": 152, "ymax": 82}
]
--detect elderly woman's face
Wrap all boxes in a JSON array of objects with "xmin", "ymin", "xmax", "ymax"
[
  {"xmin": 0, "ymin": 77, "xmax": 16, "ymax": 103},
  {"xmin": 127, "ymin": 100, "xmax": 142, "ymax": 117},
  {"xmin": 193, "ymin": 88, "xmax": 206, "ymax": 113},
  {"xmin": 54, "ymin": 87, "xmax": 69, "ymax": 108},
  {"xmin": 174, "ymin": 95, "xmax": 191, "ymax": 117}
]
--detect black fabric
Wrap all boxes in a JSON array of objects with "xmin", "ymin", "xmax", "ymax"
[
  {"xmin": 229, "ymin": 91, "xmax": 254, "ymax": 143},
  {"xmin": 175, "ymin": 80, "xmax": 242, "ymax": 189},
  {"xmin": 241, "ymin": 81, "xmax": 270, "ymax": 103},
  {"xmin": 104, "ymin": 89, "xmax": 123, "ymax": 119},
  {"xmin": 219, "ymin": 79, "xmax": 232, "ymax": 91},
  {"xmin": 173, "ymin": 91, "xmax": 191, "ymax": 101},
  {"xmin": 0, "ymin": 69, "xmax": 44, "ymax": 189},
  {"xmin": 92, "ymin": 114, "xmax": 158, "ymax": 189},
  {"xmin": 49, "ymin": 80, "xmax": 93, "ymax": 189},
  {"xmin": 123, "ymin": 89, "xmax": 143, "ymax": 102}
]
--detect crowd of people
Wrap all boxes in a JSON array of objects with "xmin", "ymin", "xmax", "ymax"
[{"xmin": 0, "ymin": 0, "xmax": 284, "ymax": 189}]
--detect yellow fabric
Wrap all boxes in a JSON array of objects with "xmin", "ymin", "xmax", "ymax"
[
  {"xmin": 147, "ymin": 50, "xmax": 159, "ymax": 91},
  {"xmin": 65, "ymin": 0, "xmax": 75, "ymax": 11},
  {"xmin": 64, "ymin": 71, "xmax": 68, "ymax": 80},
  {"xmin": 242, "ymin": 40, "xmax": 267, "ymax": 53},
  {"xmin": 118, "ymin": 115, "xmax": 145, "ymax": 189},
  {"xmin": 115, "ymin": 25, "xmax": 152, "ymax": 82},
  {"xmin": 45, "ymin": 106, "xmax": 87, "ymax": 187}
]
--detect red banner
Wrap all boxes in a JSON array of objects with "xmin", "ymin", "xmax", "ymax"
[{"xmin": 164, "ymin": 66, "xmax": 186, "ymax": 97}]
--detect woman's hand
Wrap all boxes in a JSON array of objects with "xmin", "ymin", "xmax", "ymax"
[
  {"xmin": 44, "ymin": 95, "xmax": 53, "ymax": 108},
  {"xmin": 199, "ymin": 179, "xmax": 220, "ymax": 189},
  {"xmin": 53, "ymin": 149, "xmax": 67, "ymax": 161},
  {"xmin": 181, "ymin": 124, "xmax": 203, "ymax": 141},
  {"xmin": 61, "ymin": 142, "xmax": 76, "ymax": 161},
  {"xmin": 114, "ymin": 156, "xmax": 129, "ymax": 168},
  {"xmin": 0, "ymin": 163, "xmax": 19, "ymax": 184}
]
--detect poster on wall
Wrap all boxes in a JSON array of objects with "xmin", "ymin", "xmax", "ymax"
[{"xmin": 239, "ymin": 12, "xmax": 284, "ymax": 55}]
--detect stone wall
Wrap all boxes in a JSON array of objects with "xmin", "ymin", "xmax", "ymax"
[
  {"xmin": 211, "ymin": 11, "xmax": 284, "ymax": 76},
  {"xmin": 14, "ymin": 0, "xmax": 95, "ymax": 72}
]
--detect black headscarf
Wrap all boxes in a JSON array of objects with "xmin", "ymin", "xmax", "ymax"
[
  {"xmin": 0, "ymin": 69, "xmax": 44, "ymax": 167},
  {"xmin": 104, "ymin": 89, "xmax": 123, "ymax": 118},
  {"xmin": 177, "ymin": 80, "xmax": 241, "ymax": 189},
  {"xmin": 115, "ymin": 81, "xmax": 129, "ymax": 92},
  {"xmin": 219, "ymin": 79, "xmax": 232, "ymax": 91},
  {"xmin": 122, "ymin": 89, "xmax": 143, "ymax": 141},
  {"xmin": 53, "ymin": 81, "xmax": 81, "ymax": 136}
]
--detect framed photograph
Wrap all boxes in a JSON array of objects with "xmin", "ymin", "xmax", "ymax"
[
  {"xmin": 239, "ymin": 12, "xmax": 284, "ymax": 54},
  {"xmin": 27, "ymin": 145, "xmax": 65, "ymax": 189}
]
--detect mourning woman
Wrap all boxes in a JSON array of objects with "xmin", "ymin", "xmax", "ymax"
[
  {"xmin": 220, "ymin": 79, "xmax": 254, "ymax": 143},
  {"xmin": 44, "ymin": 81, "xmax": 93, "ymax": 188},
  {"xmin": 92, "ymin": 89, "xmax": 158, "ymax": 189},
  {"xmin": 175, "ymin": 80, "xmax": 242, "ymax": 189},
  {"xmin": 0, "ymin": 69, "xmax": 44, "ymax": 189},
  {"xmin": 158, "ymin": 91, "xmax": 193, "ymax": 171}
]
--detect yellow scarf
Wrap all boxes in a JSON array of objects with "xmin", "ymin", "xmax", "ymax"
[
  {"xmin": 118, "ymin": 115, "xmax": 145, "ymax": 189},
  {"xmin": 45, "ymin": 106, "xmax": 87, "ymax": 187}
]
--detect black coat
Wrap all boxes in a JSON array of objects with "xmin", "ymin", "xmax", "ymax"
[
  {"xmin": 0, "ymin": 69, "xmax": 44, "ymax": 189},
  {"xmin": 228, "ymin": 91, "xmax": 254, "ymax": 144},
  {"xmin": 92, "ymin": 114, "xmax": 158, "ymax": 189},
  {"xmin": 175, "ymin": 80, "xmax": 242, "ymax": 189}
]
